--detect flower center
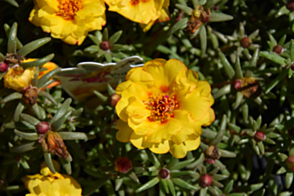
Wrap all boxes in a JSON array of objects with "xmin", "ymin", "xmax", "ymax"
[
  {"xmin": 144, "ymin": 94, "xmax": 179, "ymax": 123},
  {"xmin": 56, "ymin": 0, "xmax": 83, "ymax": 20}
]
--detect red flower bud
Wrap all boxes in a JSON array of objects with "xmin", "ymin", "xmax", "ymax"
[
  {"xmin": 273, "ymin": 45, "xmax": 283, "ymax": 54},
  {"xmin": 234, "ymin": 79, "xmax": 242, "ymax": 90},
  {"xmin": 240, "ymin": 37, "xmax": 252, "ymax": 48},
  {"xmin": 114, "ymin": 156, "xmax": 132, "ymax": 173},
  {"xmin": 200, "ymin": 174, "xmax": 212, "ymax": 187},
  {"xmin": 158, "ymin": 168, "xmax": 170, "ymax": 179},
  {"xmin": 254, "ymin": 131, "xmax": 265, "ymax": 142},
  {"xmin": 110, "ymin": 94, "xmax": 121, "ymax": 107},
  {"xmin": 0, "ymin": 62, "xmax": 8, "ymax": 72},
  {"xmin": 100, "ymin": 41, "xmax": 111, "ymax": 50},
  {"xmin": 286, "ymin": 156, "xmax": 294, "ymax": 171},
  {"xmin": 287, "ymin": 2, "xmax": 294, "ymax": 11},
  {"xmin": 205, "ymin": 158, "xmax": 215, "ymax": 164},
  {"xmin": 36, "ymin": 122, "xmax": 50, "ymax": 134}
]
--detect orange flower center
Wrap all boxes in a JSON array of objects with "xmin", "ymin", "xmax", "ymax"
[
  {"xmin": 56, "ymin": 0, "xmax": 83, "ymax": 20},
  {"xmin": 144, "ymin": 94, "xmax": 179, "ymax": 123}
]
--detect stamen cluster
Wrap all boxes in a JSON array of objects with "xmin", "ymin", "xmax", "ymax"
[
  {"xmin": 56, "ymin": 0, "xmax": 83, "ymax": 20},
  {"xmin": 144, "ymin": 94, "xmax": 179, "ymax": 123}
]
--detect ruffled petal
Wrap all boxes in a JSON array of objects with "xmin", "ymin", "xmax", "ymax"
[
  {"xmin": 116, "ymin": 119, "xmax": 133, "ymax": 142},
  {"xmin": 149, "ymin": 139, "xmax": 170, "ymax": 154}
]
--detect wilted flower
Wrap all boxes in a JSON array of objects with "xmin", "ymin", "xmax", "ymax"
[
  {"xmin": 42, "ymin": 131, "xmax": 69, "ymax": 159},
  {"xmin": 4, "ymin": 66, "xmax": 35, "ymax": 92},
  {"xmin": 29, "ymin": 0, "xmax": 106, "ymax": 45},
  {"xmin": 22, "ymin": 160, "xmax": 82, "ymax": 196},
  {"xmin": 115, "ymin": 59, "xmax": 215, "ymax": 158},
  {"xmin": 105, "ymin": 0, "xmax": 170, "ymax": 32}
]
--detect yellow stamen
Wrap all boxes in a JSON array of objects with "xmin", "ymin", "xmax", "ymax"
[{"xmin": 56, "ymin": 0, "xmax": 83, "ymax": 20}]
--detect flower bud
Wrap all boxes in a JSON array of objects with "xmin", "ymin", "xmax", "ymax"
[
  {"xmin": 110, "ymin": 94, "xmax": 121, "ymax": 107},
  {"xmin": 291, "ymin": 62, "xmax": 294, "ymax": 71},
  {"xmin": 114, "ymin": 156, "xmax": 132, "ymax": 173},
  {"xmin": 234, "ymin": 79, "xmax": 242, "ymax": 90},
  {"xmin": 273, "ymin": 45, "xmax": 283, "ymax": 54},
  {"xmin": 287, "ymin": 2, "xmax": 294, "ymax": 12},
  {"xmin": 205, "ymin": 158, "xmax": 215, "ymax": 164},
  {"xmin": 240, "ymin": 37, "xmax": 252, "ymax": 48},
  {"xmin": 0, "ymin": 62, "xmax": 8, "ymax": 72},
  {"xmin": 254, "ymin": 131, "xmax": 265, "ymax": 142},
  {"xmin": 158, "ymin": 168, "xmax": 170, "ymax": 179},
  {"xmin": 100, "ymin": 41, "xmax": 111, "ymax": 50},
  {"xmin": 286, "ymin": 156, "xmax": 294, "ymax": 171},
  {"xmin": 36, "ymin": 122, "xmax": 50, "ymax": 134},
  {"xmin": 200, "ymin": 174, "xmax": 212, "ymax": 187}
]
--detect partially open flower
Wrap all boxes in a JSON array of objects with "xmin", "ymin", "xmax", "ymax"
[
  {"xmin": 115, "ymin": 59, "xmax": 215, "ymax": 158},
  {"xmin": 42, "ymin": 131, "xmax": 69, "ymax": 159},
  {"xmin": 110, "ymin": 94, "xmax": 121, "ymax": 107},
  {"xmin": 22, "ymin": 160, "xmax": 82, "ymax": 196},
  {"xmin": 114, "ymin": 156, "xmax": 132, "ymax": 173},
  {"xmin": 4, "ymin": 66, "xmax": 35, "ymax": 92}
]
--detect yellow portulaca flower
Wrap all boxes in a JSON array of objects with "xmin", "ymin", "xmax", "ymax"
[
  {"xmin": 115, "ymin": 59, "xmax": 215, "ymax": 158},
  {"xmin": 29, "ymin": 0, "xmax": 106, "ymax": 45},
  {"xmin": 22, "ymin": 160, "xmax": 82, "ymax": 196},
  {"xmin": 4, "ymin": 67, "xmax": 36, "ymax": 92},
  {"xmin": 105, "ymin": 0, "xmax": 170, "ymax": 32}
]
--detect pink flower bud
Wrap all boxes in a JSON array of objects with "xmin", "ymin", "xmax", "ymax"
[
  {"xmin": 36, "ymin": 122, "xmax": 50, "ymax": 134},
  {"xmin": 0, "ymin": 62, "xmax": 8, "ymax": 72},
  {"xmin": 114, "ymin": 156, "xmax": 132, "ymax": 173},
  {"xmin": 234, "ymin": 80, "xmax": 242, "ymax": 90},
  {"xmin": 240, "ymin": 37, "xmax": 252, "ymax": 48},
  {"xmin": 273, "ymin": 45, "xmax": 283, "ymax": 54},
  {"xmin": 205, "ymin": 158, "xmax": 215, "ymax": 164},
  {"xmin": 110, "ymin": 94, "xmax": 121, "ymax": 107},
  {"xmin": 100, "ymin": 41, "xmax": 111, "ymax": 50},
  {"xmin": 200, "ymin": 174, "xmax": 212, "ymax": 187},
  {"xmin": 254, "ymin": 131, "xmax": 265, "ymax": 142},
  {"xmin": 158, "ymin": 168, "xmax": 170, "ymax": 179}
]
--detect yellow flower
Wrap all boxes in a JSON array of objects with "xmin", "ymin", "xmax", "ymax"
[
  {"xmin": 4, "ymin": 67, "xmax": 36, "ymax": 92},
  {"xmin": 29, "ymin": 0, "xmax": 106, "ymax": 45},
  {"xmin": 115, "ymin": 59, "xmax": 215, "ymax": 158},
  {"xmin": 22, "ymin": 59, "xmax": 58, "ymax": 79},
  {"xmin": 105, "ymin": 0, "xmax": 170, "ymax": 32},
  {"xmin": 22, "ymin": 160, "xmax": 82, "ymax": 196}
]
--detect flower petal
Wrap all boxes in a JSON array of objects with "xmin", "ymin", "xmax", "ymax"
[
  {"xmin": 149, "ymin": 139, "xmax": 170, "ymax": 154},
  {"xmin": 116, "ymin": 119, "xmax": 133, "ymax": 142},
  {"xmin": 169, "ymin": 137, "xmax": 200, "ymax": 158}
]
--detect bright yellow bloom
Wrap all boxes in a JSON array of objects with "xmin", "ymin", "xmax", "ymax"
[
  {"xmin": 4, "ymin": 67, "xmax": 36, "ymax": 92},
  {"xmin": 115, "ymin": 59, "xmax": 215, "ymax": 158},
  {"xmin": 105, "ymin": 0, "xmax": 170, "ymax": 32},
  {"xmin": 22, "ymin": 160, "xmax": 82, "ymax": 196},
  {"xmin": 29, "ymin": 0, "xmax": 106, "ymax": 45}
]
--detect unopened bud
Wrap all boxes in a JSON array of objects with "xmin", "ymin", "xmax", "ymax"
[
  {"xmin": 240, "ymin": 37, "xmax": 252, "ymax": 48},
  {"xmin": 287, "ymin": 2, "xmax": 294, "ymax": 12},
  {"xmin": 273, "ymin": 45, "xmax": 283, "ymax": 54},
  {"xmin": 205, "ymin": 158, "xmax": 215, "ymax": 164},
  {"xmin": 291, "ymin": 62, "xmax": 294, "ymax": 71},
  {"xmin": 114, "ymin": 156, "xmax": 132, "ymax": 173},
  {"xmin": 100, "ymin": 41, "xmax": 111, "ymax": 50},
  {"xmin": 36, "ymin": 122, "xmax": 50, "ymax": 134},
  {"xmin": 234, "ymin": 79, "xmax": 242, "ymax": 90},
  {"xmin": 0, "ymin": 62, "xmax": 8, "ymax": 72},
  {"xmin": 158, "ymin": 168, "xmax": 170, "ymax": 179},
  {"xmin": 286, "ymin": 156, "xmax": 294, "ymax": 171},
  {"xmin": 254, "ymin": 131, "xmax": 265, "ymax": 142},
  {"xmin": 200, "ymin": 174, "xmax": 212, "ymax": 187},
  {"xmin": 110, "ymin": 94, "xmax": 121, "ymax": 107}
]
